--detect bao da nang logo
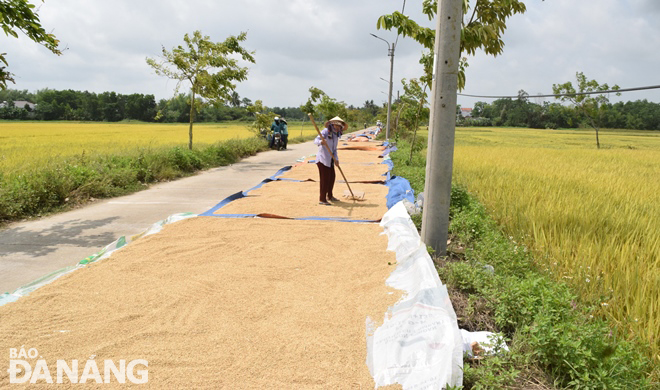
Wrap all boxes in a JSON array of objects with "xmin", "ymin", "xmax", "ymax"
[{"xmin": 7, "ymin": 347, "xmax": 148, "ymax": 384}]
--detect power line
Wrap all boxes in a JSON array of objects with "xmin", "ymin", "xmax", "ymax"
[{"xmin": 457, "ymin": 84, "xmax": 660, "ymax": 99}]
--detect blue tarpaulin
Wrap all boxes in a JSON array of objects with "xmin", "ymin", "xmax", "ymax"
[
  {"xmin": 200, "ymin": 166, "xmax": 296, "ymax": 216},
  {"xmin": 380, "ymin": 145, "xmax": 398, "ymax": 157},
  {"xmin": 385, "ymin": 175, "xmax": 415, "ymax": 209},
  {"xmin": 202, "ymin": 154, "xmax": 410, "ymax": 217}
]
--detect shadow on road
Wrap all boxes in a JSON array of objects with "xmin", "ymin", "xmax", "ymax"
[{"xmin": 0, "ymin": 217, "xmax": 120, "ymax": 257}]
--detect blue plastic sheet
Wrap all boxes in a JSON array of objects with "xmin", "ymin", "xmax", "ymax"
[
  {"xmin": 385, "ymin": 175, "xmax": 415, "ymax": 209},
  {"xmin": 202, "ymin": 156, "xmax": 409, "ymax": 217},
  {"xmin": 209, "ymin": 214, "xmax": 381, "ymax": 223},
  {"xmin": 199, "ymin": 191, "xmax": 246, "ymax": 216},
  {"xmin": 269, "ymin": 165, "xmax": 292, "ymax": 180},
  {"xmin": 200, "ymin": 165, "xmax": 298, "ymax": 216},
  {"xmin": 380, "ymin": 145, "xmax": 398, "ymax": 157}
]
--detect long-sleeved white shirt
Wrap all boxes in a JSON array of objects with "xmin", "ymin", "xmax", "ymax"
[{"xmin": 314, "ymin": 128, "xmax": 339, "ymax": 167}]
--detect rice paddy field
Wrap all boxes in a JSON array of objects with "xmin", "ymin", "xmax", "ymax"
[
  {"xmin": 0, "ymin": 121, "xmax": 318, "ymax": 174},
  {"xmin": 446, "ymin": 126, "xmax": 660, "ymax": 360}
]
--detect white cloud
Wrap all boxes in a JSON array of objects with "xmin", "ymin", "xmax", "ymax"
[
  {"xmin": 458, "ymin": 0, "xmax": 660, "ymax": 108},
  {"xmin": 1, "ymin": 0, "xmax": 658, "ymax": 108}
]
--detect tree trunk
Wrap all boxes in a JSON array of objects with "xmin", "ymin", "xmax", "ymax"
[
  {"xmin": 409, "ymin": 85, "xmax": 427, "ymax": 165},
  {"xmin": 394, "ymin": 103, "xmax": 406, "ymax": 138},
  {"xmin": 188, "ymin": 89, "xmax": 195, "ymax": 150},
  {"xmin": 587, "ymin": 115, "xmax": 600, "ymax": 149}
]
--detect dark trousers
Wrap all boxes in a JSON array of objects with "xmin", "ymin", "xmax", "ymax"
[
  {"xmin": 316, "ymin": 161, "xmax": 336, "ymax": 202},
  {"xmin": 282, "ymin": 134, "xmax": 288, "ymax": 149}
]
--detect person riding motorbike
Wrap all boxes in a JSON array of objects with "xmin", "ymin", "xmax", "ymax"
[{"xmin": 269, "ymin": 117, "xmax": 282, "ymax": 149}]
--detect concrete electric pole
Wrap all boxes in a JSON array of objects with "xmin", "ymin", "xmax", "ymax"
[{"xmin": 421, "ymin": 0, "xmax": 462, "ymax": 258}]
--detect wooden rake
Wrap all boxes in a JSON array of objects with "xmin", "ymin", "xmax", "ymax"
[{"xmin": 308, "ymin": 113, "xmax": 365, "ymax": 201}]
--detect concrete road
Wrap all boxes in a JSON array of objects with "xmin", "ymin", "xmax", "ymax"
[{"xmin": 0, "ymin": 140, "xmax": 320, "ymax": 293}]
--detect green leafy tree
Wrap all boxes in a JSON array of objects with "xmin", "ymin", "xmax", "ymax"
[
  {"xmin": 300, "ymin": 86, "xmax": 325, "ymax": 118},
  {"xmin": 230, "ymin": 91, "xmax": 241, "ymax": 107},
  {"xmin": 362, "ymin": 100, "xmax": 379, "ymax": 118},
  {"xmin": 315, "ymin": 94, "xmax": 347, "ymax": 123},
  {"xmin": 246, "ymin": 99, "xmax": 276, "ymax": 137},
  {"xmin": 0, "ymin": 0, "xmax": 61, "ymax": 89},
  {"xmin": 146, "ymin": 30, "xmax": 255, "ymax": 149},
  {"xmin": 553, "ymin": 72, "xmax": 620, "ymax": 149},
  {"xmin": 472, "ymin": 101, "xmax": 487, "ymax": 117},
  {"xmin": 399, "ymin": 78, "xmax": 429, "ymax": 126},
  {"xmin": 377, "ymin": 0, "xmax": 529, "ymax": 90}
]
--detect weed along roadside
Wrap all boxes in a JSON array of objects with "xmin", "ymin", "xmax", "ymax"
[{"xmin": 389, "ymin": 135, "xmax": 657, "ymax": 388}]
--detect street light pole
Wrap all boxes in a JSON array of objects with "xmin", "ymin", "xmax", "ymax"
[{"xmin": 370, "ymin": 33, "xmax": 395, "ymax": 140}]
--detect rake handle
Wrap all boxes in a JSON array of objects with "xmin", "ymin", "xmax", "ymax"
[{"xmin": 308, "ymin": 113, "xmax": 356, "ymax": 199}]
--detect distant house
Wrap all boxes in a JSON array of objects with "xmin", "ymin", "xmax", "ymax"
[
  {"xmin": 0, "ymin": 100, "xmax": 36, "ymax": 110},
  {"xmin": 13, "ymin": 100, "xmax": 36, "ymax": 110},
  {"xmin": 460, "ymin": 107, "xmax": 473, "ymax": 118}
]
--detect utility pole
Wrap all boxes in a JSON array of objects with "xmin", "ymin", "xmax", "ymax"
[
  {"xmin": 370, "ymin": 33, "xmax": 395, "ymax": 140},
  {"xmin": 386, "ymin": 45, "xmax": 394, "ymax": 140},
  {"xmin": 421, "ymin": 0, "xmax": 462, "ymax": 258},
  {"xmin": 370, "ymin": 0, "xmax": 407, "ymax": 140}
]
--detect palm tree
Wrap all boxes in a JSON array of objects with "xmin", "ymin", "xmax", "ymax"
[{"xmin": 230, "ymin": 91, "xmax": 241, "ymax": 107}]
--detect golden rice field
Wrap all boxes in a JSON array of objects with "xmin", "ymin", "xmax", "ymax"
[
  {"xmin": 450, "ymin": 127, "xmax": 660, "ymax": 359},
  {"xmin": 0, "ymin": 121, "xmax": 318, "ymax": 174}
]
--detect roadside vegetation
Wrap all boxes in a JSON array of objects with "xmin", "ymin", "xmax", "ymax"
[
  {"xmin": 390, "ymin": 131, "xmax": 658, "ymax": 389},
  {"xmin": 0, "ymin": 130, "xmax": 315, "ymax": 224}
]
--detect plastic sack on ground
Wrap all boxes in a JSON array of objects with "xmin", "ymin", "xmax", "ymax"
[
  {"xmin": 460, "ymin": 330, "xmax": 509, "ymax": 359},
  {"xmin": 415, "ymin": 192, "xmax": 424, "ymax": 210},
  {"xmin": 402, "ymin": 199, "xmax": 421, "ymax": 216},
  {"xmin": 367, "ymin": 201, "xmax": 463, "ymax": 389}
]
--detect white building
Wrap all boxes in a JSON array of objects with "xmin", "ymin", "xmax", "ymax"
[{"xmin": 0, "ymin": 100, "xmax": 36, "ymax": 110}]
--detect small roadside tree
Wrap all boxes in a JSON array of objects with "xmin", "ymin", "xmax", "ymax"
[
  {"xmin": 146, "ymin": 31, "xmax": 255, "ymax": 149},
  {"xmin": 300, "ymin": 86, "xmax": 325, "ymax": 118},
  {"xmin": 1, "ymin": 0, "xmax": 61, "ymax": 89},
  {"xmin": 246, "ymin": 100, "xmax": 276, "ymax": 137},
  {"xmin": 301, "ymin": 86, "xmax": 347, "ymax": 124},
  {"xmin": 553, "ymin": 72, "xmax": 620, "ymax": 149},
  {"xmin": 315, "ymin": 94, "xmax": 347, "ymax": 123}
]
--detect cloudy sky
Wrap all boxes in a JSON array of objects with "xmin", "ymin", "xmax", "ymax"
[{"xmin": 3, "ymin": 0, "xmax": 660, "ymax": 110}]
